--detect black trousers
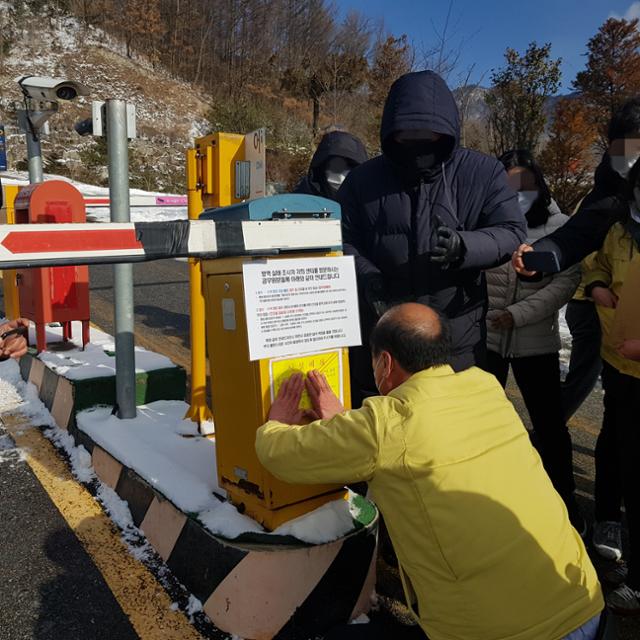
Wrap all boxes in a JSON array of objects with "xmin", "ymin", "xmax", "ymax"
[
  {"xmin": 485, "ymin": 351, "xmax": 576, "ymax": 502},
  {"xmin": 596, "ymin": 362, "xmax": 640, "ymax": 589},
  {"xmin": 562, "ymin": 300, "xmax": 602, "ymax": 421}
]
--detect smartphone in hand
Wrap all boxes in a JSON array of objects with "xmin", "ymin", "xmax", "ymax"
[{"xmin": 522, "ymin": 251, "xmax": 561, "ymax": 274}]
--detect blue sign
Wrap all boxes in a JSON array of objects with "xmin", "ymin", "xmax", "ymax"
[{"xmin": 0, "ymin": 125, "xmax": 6, "ymax": 171}]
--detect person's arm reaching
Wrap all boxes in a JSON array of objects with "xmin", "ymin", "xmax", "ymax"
[
  {"xmin": 455, "ymin": 161, "xmax": 527, "ymax": 270},
  {"xmin": 256, "ymin": 372, "xmax": 380, "ymax": 486},
  {"xmin": 513, "ymin": 193, "xmax": 625, "ymax": 276}
]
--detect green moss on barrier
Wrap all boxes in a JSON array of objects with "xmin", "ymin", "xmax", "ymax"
[{"xmin": 72, "ymin": 366, "xmax": 187, "ymax": 412}]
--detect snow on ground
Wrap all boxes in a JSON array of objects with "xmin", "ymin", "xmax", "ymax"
[
  {"xmin": 76, "ymin": 401, "xmax": 362, "ymax": 543},
  {"xmin": 33, "ymin": 320, "xmax": 176, "ymax": 379},
  {"xmin": 559, "ymin": 305, "xmax": 571, "ymax": 373},
  {"xmin": 0, "ymin": 170, "xmax": 187, "ymax": 222}
]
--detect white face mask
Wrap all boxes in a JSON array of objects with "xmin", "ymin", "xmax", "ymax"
[
  {"xmin": 611, "ymin": 154, "xmax": 640, "ymax": 179},
  {"xmin": 373, "ymin": 355, "xmax": 387, "ymax": 395},
  {"xmin": 517, "ymin": 190, "xmax": 539, "ymax": 216},
  {"xmin": 325, "ymin": 170, "xmax": 348, "ymax": 188}
]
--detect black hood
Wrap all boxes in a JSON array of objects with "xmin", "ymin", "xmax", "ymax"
[
  {"xmin": 305, "ymin": 131, "xmax": 368, "ymax": 197},
  {"xmin": 309, "ymin": 131, "xmax": 368, "ymax": 171},
  {"xmin": 380, "ymin": 70, "xmax": 460, "ymax": 159}
]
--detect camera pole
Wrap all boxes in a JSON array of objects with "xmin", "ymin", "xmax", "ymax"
[
  {"xmin": 106, "ymin": 99, "xmax": 137, "ymax": 420},
  {"xmin": 16, "ymin": 110, "xmax": 44, "ymax": 184}
]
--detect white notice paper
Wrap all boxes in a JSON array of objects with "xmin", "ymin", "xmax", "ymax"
[{"xmin": 242, "ymin": 256, "xmax": 362, "ymax": 361}]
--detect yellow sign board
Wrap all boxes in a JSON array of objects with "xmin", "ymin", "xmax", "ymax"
[{"xmin": 269, "ymin": 349, "xmax": 343, "ymax": 410}]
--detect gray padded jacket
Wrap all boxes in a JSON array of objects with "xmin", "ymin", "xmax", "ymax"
[{"xmin": 486, "ymin": 202, "xmax": 580, "ymax": 358}]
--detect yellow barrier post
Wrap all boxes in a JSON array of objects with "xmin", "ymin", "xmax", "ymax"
[
  {"xmin": 184, "ymin": 148, "xmax": 214, "ymax": 428},
  {"xmin": 184, "ymin": 132, "xmax": 245, "ymax": 428},
  {"xmin": 1, "ymin": 185, "xmax": 21, "ymax": 319}
]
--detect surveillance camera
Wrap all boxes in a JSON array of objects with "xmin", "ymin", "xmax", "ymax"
[
  {"xmin": 74, "ymin": 117, "xmax": 94, "ymax": 136},
  {"xmin": 16, "ymin": 75, "xmax": 90, "ymax": 102}
]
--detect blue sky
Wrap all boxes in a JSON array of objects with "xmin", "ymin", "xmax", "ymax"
[{"xmin": 338, "ymin": 0, "xmax": 640, "ymax": 93}]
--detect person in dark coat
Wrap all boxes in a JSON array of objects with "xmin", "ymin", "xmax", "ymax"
[
  {"xmin": 513, "ymin": 98, "xmax": 640, "ymax": 273},
  {"xmin": 294, "ymin": 130, "xmax": 368, "ymax": 201},
  {"xmin": 337, "ymin": 70, "xmax": 527, "ymax": 407}
]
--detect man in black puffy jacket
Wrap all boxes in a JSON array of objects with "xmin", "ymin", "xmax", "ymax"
[
  {"xmin": 295, "ymin": 130, "xmax": 368, "ymax": 201},
  {"xmin": 337, "ymin": 70, "xmax": 526, "ymax": 406}
]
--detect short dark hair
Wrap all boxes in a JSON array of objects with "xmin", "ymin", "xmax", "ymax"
[
  {"xmin": 499, "ymin": 148, "xmax": 552, "ymax": 228},
  {"xmin": 370, "ymin": 311, "xmax": 452, "ymax": 373},
  {"xmin": 608, "ymin": 98, "xmax": 640, "ymax": 142}
]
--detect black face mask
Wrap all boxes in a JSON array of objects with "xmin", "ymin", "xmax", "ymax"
[{"xmin": 385, "ymin": 138, "xmax": 451, "ymax": 180}]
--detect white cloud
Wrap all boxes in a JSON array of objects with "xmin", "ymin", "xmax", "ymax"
[{"xmin": 611, "ymin": 1, "xmax": 640, "ymax": 20}]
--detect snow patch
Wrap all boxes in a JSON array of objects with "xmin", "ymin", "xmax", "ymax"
[
  {"xmin": 272, "ymin": 493, "xmax": 362, "ymax": 544},
  {"xmin": 0, "ymin": 171, "xmax": 187, "ymax": 223},
  {"xmin": 32, "ymin": 321, "xmax": 176, "ymax": 380},
  {"xmin": 76, "ymin": 401, "xmax": 363, "ymax": 543},
  {"xmin": 77, "ymin": 402, "xmax": 223, "ymax": 513},
  {"xmin": 185, "ymin": 594, "xmax": 203, "ymax": 617},
  {"xmin": 0, "ymin": 358, "xmax": 56, "ymax": 428},
  {"xmin": 46, "ymin": 425, "xmax": 95, "ymax": 483}
]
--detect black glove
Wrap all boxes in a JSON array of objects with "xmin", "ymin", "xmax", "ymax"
[
  {"xmin": 363, "ymin": 275, "xmax": 390, "ymax": 319},
  {"xmin": 430, "ymin": 226, "xmax": 464, "ymax": 265}
]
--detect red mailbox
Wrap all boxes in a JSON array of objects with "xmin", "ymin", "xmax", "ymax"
[{"xmin": 15, "ymin": 180, "xmax": 90, "ymax": 353}]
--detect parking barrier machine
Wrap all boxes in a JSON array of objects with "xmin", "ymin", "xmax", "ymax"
[
  {"xmin": 0, "ymin": 194, "xmax": 343, "ymax": 270},
  {"xmin": 200, "ymin": 194, "xmax": 354, "ymax": 530}
]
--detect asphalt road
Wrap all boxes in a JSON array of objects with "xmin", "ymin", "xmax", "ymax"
[
  {"xmin": 88, "ymin": 260, "xmax": 193, "ymax": 375},
  {"xmin": 0, "ymin": 429, "xmax": 139, "ymax": 640},
  {"xmin": 1, "ymin": 258, "xmax": 638, "ymax": 638}
]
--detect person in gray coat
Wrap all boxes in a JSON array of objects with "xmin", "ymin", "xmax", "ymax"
[{"xmin": 484, "ymin": 150, "xmax": 583, "ymax": 532}]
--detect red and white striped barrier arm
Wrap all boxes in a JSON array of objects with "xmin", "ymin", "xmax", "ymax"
[{"xmin": 0, "ymin": 219, "xmax": 342, "ymax": 269}]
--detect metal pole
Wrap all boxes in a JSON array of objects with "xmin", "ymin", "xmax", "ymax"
[
  {"xmin": 106, "ymin": 99, "xmax": 136, "ymax": 419},
  {"xmin": 25, "ymin": 126, "xmax": 43, "ymax": 184}
]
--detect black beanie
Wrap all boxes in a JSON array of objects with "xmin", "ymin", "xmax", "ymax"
[{"xmin": 608, "ymin": 97, "xmax": 640, "ymax": 141}]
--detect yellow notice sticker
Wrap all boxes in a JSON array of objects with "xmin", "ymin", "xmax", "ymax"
[{"xmin": 269, "ymin": 350, "xmax": 343, "ymax": 409}]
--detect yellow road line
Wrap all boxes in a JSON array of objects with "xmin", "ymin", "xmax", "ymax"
[{"xmin": 3, "ymin": 413, "xmax": 205, "ymax": 640}]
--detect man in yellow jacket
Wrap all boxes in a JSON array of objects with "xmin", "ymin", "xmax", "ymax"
[{"xmin": 256, "ymin": 303, "xmax": 604, "ymax": 640}]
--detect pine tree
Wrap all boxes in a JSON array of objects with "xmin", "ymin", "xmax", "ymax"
[
  {"xmin": 367, "ymin": 35, "xmax": 412, "ymax": 148},
  {"xmin": 539, "ymin": 98, "xmax": 597, "ymax": 213},
  {"xmin": 573, "ymin": 17, "xmax": 640, "ymax": 146},
  {"xmin": 485, "ymin": 42, "xmax": 561, "ymax": 156}
]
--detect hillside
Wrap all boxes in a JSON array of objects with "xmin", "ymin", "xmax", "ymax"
[{"xmin": 0, "ymin": 5, "xmax": 216, "ymax": 193}]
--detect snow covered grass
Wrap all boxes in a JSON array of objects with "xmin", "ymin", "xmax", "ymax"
[{"xmin": 32, "ymin": 321, "xmax": 176, "ymax": 380}]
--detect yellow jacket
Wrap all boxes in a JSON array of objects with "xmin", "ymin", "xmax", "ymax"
[
  {"xmin": 583, "ymin": 222, "xmax": 640, "ymax": 379},
  {"xmin": 256, "ymin": 366, "xmax": 602, "ymax": 640}
]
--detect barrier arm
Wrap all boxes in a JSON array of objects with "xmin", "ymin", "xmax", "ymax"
[{"xmin": 0, "ymin": 219, "xmax": 342, "ymax": 270}]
